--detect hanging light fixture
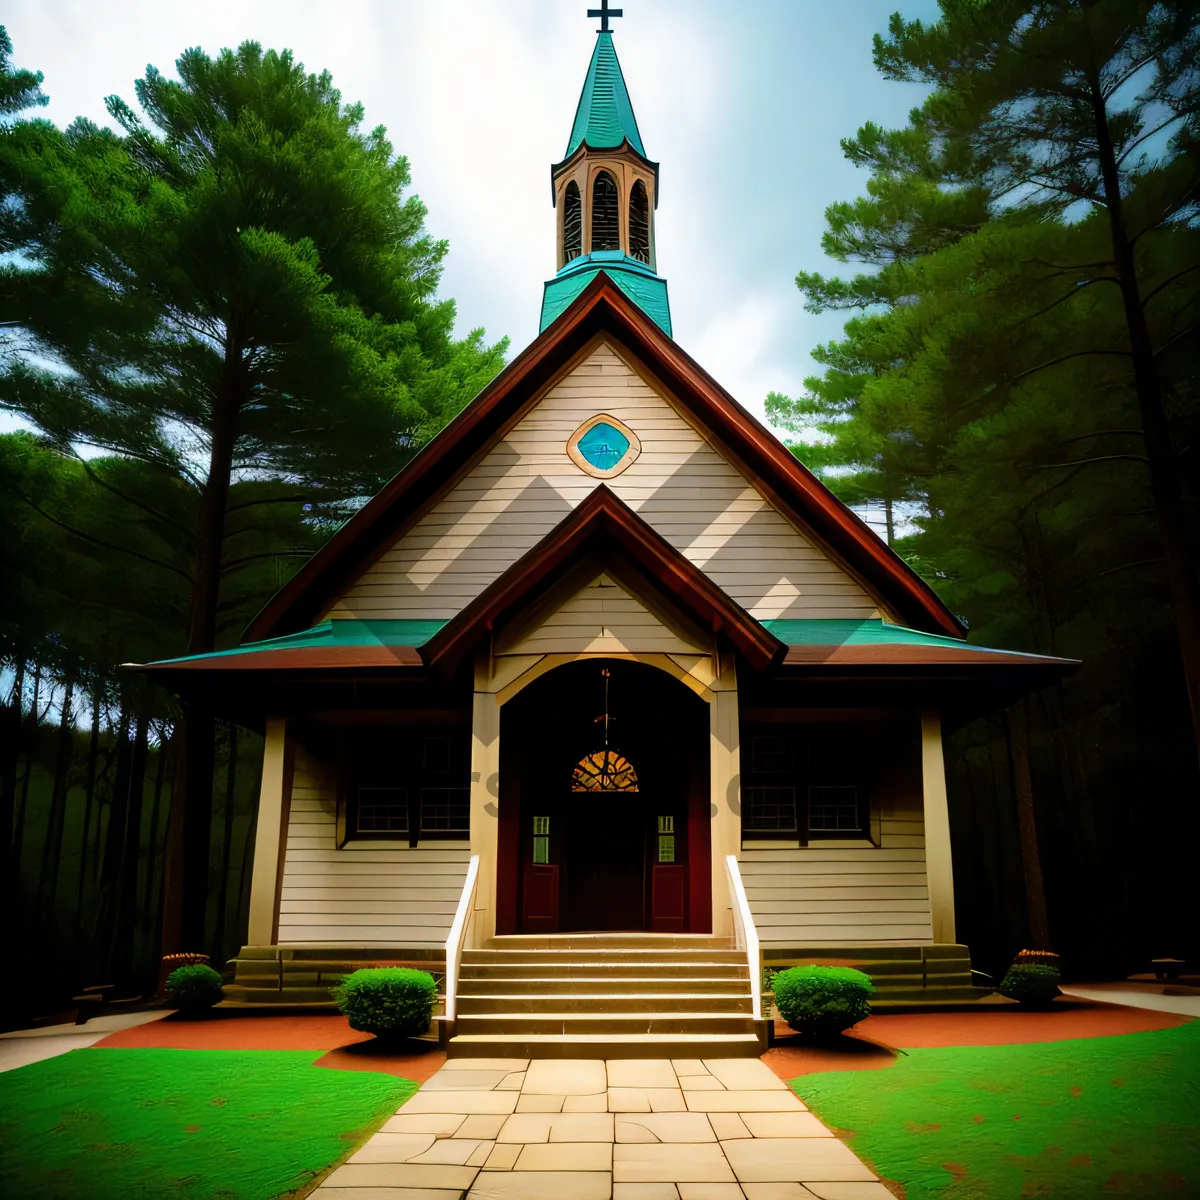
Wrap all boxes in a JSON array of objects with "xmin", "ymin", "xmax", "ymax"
[{"xmin": 571, "ymin": 667, "xmax": 639, "ymax": 792}]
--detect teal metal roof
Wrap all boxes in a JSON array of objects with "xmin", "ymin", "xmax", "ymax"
[
  {"xmin": 566, "ymin": 31, "xmax": 645, "ymax": 158},
  {"xmin": 541, "ymin": 257, "xmax": 672, "ymax": 336},
  {"xmin": 760, "ymin": 618, "xmax": 1039, "ymax": 658},
  {"xmin": 146, "ymin": 619, "xmax": 448, "ymax": 666}
]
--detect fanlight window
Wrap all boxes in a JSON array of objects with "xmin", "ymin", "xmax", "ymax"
[
  {"xmin": 629, "ymin": 180, "xmax": 650, "ymax": 264},
  {"xmin": 590, "ymin": 170, "xmax": 620, "ymax": 252},
  {"xmin": 563, "ymin": 180, "xmax": 582, "ymax": 263},
  {"xmin": 571, "ymin": 749, "xmax": 639, "ymax": 792}
]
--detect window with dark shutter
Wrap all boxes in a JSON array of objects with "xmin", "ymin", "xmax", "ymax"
[{"xmin": 590, "ymin": 170, "xmax": 620, "ymax": 252}]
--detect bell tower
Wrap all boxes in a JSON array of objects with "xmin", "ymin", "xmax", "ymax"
[{"xmin": 540, "ymin": 4, "xmax": 671, "ymax": 336}]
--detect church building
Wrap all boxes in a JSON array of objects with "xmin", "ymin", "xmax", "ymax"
[{"xmin": 142, "ymin": 17, "xmax": 1075, "ymax": 1057}]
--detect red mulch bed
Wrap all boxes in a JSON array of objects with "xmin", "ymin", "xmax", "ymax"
[
  {"xmin": 93, "ymin": 1012, "xmax": 446, "ymax": 1081},
  {"xmin": 763, "ymin": 998, "xmax": 1192, "ymax": 1080}
]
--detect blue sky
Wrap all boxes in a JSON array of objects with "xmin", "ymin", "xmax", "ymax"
[{"xmin": 3, "ymin": 0, "xmax": 941, "ymax": 429}]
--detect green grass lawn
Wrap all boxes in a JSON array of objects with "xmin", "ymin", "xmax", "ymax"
[
  {"xmin": 793, "ymin": 1021, "xmax": 1200, "ymax": 1199},
  {"xmin": 0, "ymin": 1048, "xmax": 417, "ymax": 1200}
]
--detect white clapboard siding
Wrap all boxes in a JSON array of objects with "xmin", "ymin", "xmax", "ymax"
[
  {"xmin": 501, "ymin": 573, "xmax": 703, "ymax": 656},
  {"xmin": 328, "ymin": 342, "xmax": 880, "ymax": 623},
  {"xmin": 739, "ymin": 792, "xmax": 933, "ymax": 944},
  {"xmin": 276, "ymin": 749, "xmax": 470, "ymax": 947}
]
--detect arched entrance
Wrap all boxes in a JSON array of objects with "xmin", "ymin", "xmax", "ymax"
[{"xmin": 495, "ymin": 658, "xmax": 711, "ymax": 934}]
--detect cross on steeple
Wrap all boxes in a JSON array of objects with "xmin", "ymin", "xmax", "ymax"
[{"xmin": 587, "ymin": 0, "xmax": 623, "ymax": 32}]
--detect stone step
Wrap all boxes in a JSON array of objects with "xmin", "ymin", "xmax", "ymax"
[
  {"xmin": 456, "ymin": 1012, "xmax": 758, "ymax": 1037},
  {"xmin": 221, "ymin": 985, "xmax": 338, "ymax": 1006},
  {"xmin": 869, "ymin": 986, "xmax": 993, "ymax": 1005},
  {"xmin": 447, "ymin": 1032, "xmax": 765, "ymax": 1059},
  {"xmin": 485, "ymin": 935, "xmax": 735, "ymax": 950},
  {"xmin": 462, "ymin": 948, "xmax": 747, "ymax": 965},
  {"xmin": 456, "ymin": 992, "xmax": 753, "ymax": 1015},
  {"xmin": 457, "ymin": 975, "xmax": 750, "ymax": 995},
  {"xmin": 446, "ymin": 1031, "xmax": 767, "ymax": 1059},
  {"xmin": 460, "ymin": 960, "xmax": 748, "ymax": 979}
]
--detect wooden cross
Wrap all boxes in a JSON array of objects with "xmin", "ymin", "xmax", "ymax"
[{"xmin": 588, "ymin": 0, "xmax": 623, "ymax": 32}]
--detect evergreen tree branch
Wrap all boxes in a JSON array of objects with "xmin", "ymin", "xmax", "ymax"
[
  {"xmin": 225, "ymin": 494, "xmax": 312, "ymax": 513},
  {"xmin": 1019, "ymin": 277, "xmax": 1120, "ymax": 324},
  {"xmin": 219, "ymin": 550, "xmax": 312, "ymax": 574},
  {"xmin": 1032, "ymin": 455, "xmax": 1150, "ymax": 470},
  {"xmin": 1153, "ymin": 325, "xmax": 1198, "ymax": 357},
  {"xmin": 74, "ymin": 456, "xmax": 195, "ymax": 540},
  {"xmin": 1116, "ymin": 113, "xmax": 1187, "ymax": 166},
  {"xmin": 1008, "ymin": 349, "xmax": 1133, "ymax": 384},
  {"xmin": 1059, "ymin": 430, "xmax": 1145, "ymax": 445},
  {"xmin": 16, "ymin": 495, "xmax": 195, "ymax": 582},
  {"xmin": 1142, "ymin": 264, "xmax": 1200, "ymax": 306},
  {"xmin": 1096, "ymin": 558, "xmax": 1166, "ymax": 581}
]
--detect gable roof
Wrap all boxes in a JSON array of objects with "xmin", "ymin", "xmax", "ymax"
[
  {"xmin": 421, "ymin": 484, "xmax": 784, "ymax": 673},
  {"xmin": 244, "ymin": 274, "xmax": 965, "ymax": 644},
  {"xmin": 565, "ymin": 31, "xmax": 645, "ymax": 158}
]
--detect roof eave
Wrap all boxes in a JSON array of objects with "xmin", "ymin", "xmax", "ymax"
[{"xmin": 550, "ymin": 140, "xmax": 661, "ymax": 205}]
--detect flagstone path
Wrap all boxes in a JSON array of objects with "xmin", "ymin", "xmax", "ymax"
[{"xmin": 311, "ymin": 1055, "xmax": 891, "ymax": 1199}]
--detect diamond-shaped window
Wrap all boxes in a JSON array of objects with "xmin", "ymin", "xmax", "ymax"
[
  {"xmin": 577, "ymin": 422, "xmax": 630, "ymax": 471},
  {"xmin": 567, "ymin": 415, "xmax": 640, "ymax": 478}
]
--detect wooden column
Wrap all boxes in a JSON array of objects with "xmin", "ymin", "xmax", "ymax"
[
  {"xmin": 247, "ymin": 716, "xmax": 292, "ymax": 947},
  {"xmin": 921, "ymin": 709, "xmax": 957, "ymax": 945},
  {"xmin": 709, "ymin": 656, "xmax": 741, "ymax": 938},
  {"xmin": 470, "ymin": 658, "xmax": 502, "ymax": 944}
]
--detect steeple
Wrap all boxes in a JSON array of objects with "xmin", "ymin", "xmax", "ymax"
[{"xmin": 540, "ymin": 15, "xmax": 671, "ymax": 337}]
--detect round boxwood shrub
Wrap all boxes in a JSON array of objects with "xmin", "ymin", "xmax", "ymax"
[
  {"xmin": 999, "ymin": 962, "xmax": 1061, "ymax": 1008},
  {"xmin": 773, "ymin": 965, "xmax": 874, "ymax": 1037},
  {"xmin": 333, "ymin": 967, "xmax": 438, "ymax": 1043},
  {"xmin": 165, "ymin": 963, "xmax": 224, "ymax": 1012}
]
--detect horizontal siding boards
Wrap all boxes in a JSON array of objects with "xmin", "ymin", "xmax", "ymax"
[
  {"xmin": 503, "ymin": 574, "xmax": 702, "ymax": 656},
  {"xmin": 276, "ymin": 748, "xmax": 470, "ymax": 947},
  {"xmin": 328, "ymin": 343, "xmax": 879, "ymax": 623},
  {"xmin": 739, "ymin": 837, "xmax": 933, "ymax": 946}
]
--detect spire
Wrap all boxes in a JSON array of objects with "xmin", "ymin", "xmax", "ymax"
[
  {"xmin": 540, "ymin": 13, "xmax": 671, "ymax": 338},
  {"xmin": 565, "ymin": 31, "xmax": 645, "ymax": 159}
]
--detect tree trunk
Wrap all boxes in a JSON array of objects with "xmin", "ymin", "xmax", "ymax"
[
  {"xmin": 143, "ymin": 729, "xmax": 170, "ymax": 928},
  {"xmin": 113, "ymin": 707, "xmax": 149, "ymax": 982},
  {"xmin": 11, "ymin": 665, "xmax": 41, "ymax": 900},
  {"xmin": 161, "ymin": 352, "xmax": 242, "ymax": 956},
  {"xmin": 213, "ymin": 722, "xmax": 239, "ymax": 964},
  {"xmin": 73, "ymin": 690, "xmax": 103, "ymax": 953},
  {"xmin": 1, "ymin": 659, "xmax": 25, "ymax": 905},
  {"xmin": 98, "ymin": 705, "xmax": 132, "ymax": 976},
  {"xmin": 884, "ymin": 496, "xmax": 895, "ymax": 544},
  {"xmin": 1088, "ymin": 70, "xmax": 1200, "ymax": 768},
  {"xmin": 1007, "ymin": 699, "xmax": 1051, "ymax": 950},
  {"xmin": 37, "ymin": 677, "xmax": 75, "ymax": 919}
]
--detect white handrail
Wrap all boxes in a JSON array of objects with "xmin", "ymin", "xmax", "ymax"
[
  {"xmin": 725, "ymin": 853, "xmax": 762, "ymax": 1018},
  {"xmin": 444, "ymin": 854, "xmax": 480, "ymax": 1024}
]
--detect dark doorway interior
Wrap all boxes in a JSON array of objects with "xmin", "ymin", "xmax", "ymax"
[{"xmin": 497, "ymin": 659, "xmax": 710, "ymax": 934}]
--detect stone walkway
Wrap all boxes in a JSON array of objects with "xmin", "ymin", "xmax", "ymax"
[{"xmin": 312, "ymin": 1056, "xmax": 890, "ymax": 1199}]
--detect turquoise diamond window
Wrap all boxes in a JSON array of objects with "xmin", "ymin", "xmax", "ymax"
[{"xmin": 576, "ymin": 422, "xmax": 630, "ymax": 471}]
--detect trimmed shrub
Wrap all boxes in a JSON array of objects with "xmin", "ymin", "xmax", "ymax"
[
  {"xmin": 333, "ymin": 968, "xmax": 438, "ymax": 1042},
  {"xmin": 773, "ymin": 965, "xmax": 874, "ymax": 1037},
  {"xmin": 999, "ymin": 962, "xmax": 1061, "ymax": 1008},
  {"xmin": 165, "ymin": 963, "xmax": 224, "ymax": 1012}
]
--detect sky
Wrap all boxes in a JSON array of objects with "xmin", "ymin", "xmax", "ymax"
[{"xmin": 3, "ymin": 0, "xmax": 941, "ymax": 430}]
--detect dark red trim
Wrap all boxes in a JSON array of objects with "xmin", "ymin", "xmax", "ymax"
[
  {"xmin": 420, "ymin": 485, "xmax": 784, "ymax": 673},
  {"xmin": 246, "ymin": 276, "xmax": 965, "ymax": 643}
]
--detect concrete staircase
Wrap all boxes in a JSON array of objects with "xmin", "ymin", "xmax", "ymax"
[
  {"xmin": 447, "ymin": 934, "xmax": 764, "ymax": 1059},
  {"xmin": 763, "ymin": 943, "xmax": 992, "ymax": 1008}
]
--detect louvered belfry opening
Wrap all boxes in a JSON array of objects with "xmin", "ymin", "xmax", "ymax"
[
  {"xmin": 629, "ymin": 179, "xmax": 650, "ymax": 264},
  {"xmin": 563, "ymin": 180, "xmax": 582, "ymax": 263},
  {"xmin": 590, "ymin": 170, "xmax": 620, "ymax": 252}
]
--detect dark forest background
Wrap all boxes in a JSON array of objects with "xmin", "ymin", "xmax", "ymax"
[{"xmin": 3, "ymin": 2, "xmax": 1198, "ymax": 1028}]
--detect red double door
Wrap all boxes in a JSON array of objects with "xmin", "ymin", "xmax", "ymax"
[{"xmin": 520, "ymin": 791, "xmax": 688, "ymax": 933}]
